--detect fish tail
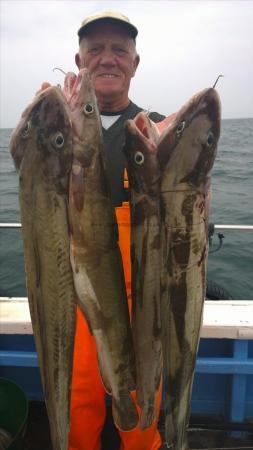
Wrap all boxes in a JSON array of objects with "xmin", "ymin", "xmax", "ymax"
[
  {"xmin": 139, "ymin": 404, "xmax": 156, "ymax": 430},
  {"xmin": 165, "ymin": 436, "xmax": 188, "ymax": 450},
  {"xmin": 165, "ymin": 412, "xmax": 189, "ymax": 450},
  {"xmin": 96, "ymin": 353, "xmax": 112, "ymax": 394},
  {"xmin": 112, "ymin": 392, "xmax": 139, "ymax": 431}
]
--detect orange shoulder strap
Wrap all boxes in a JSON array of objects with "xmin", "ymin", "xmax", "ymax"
[{"xmin": 124, "ymin": 168, "xmax": 129, "ymax": 190}]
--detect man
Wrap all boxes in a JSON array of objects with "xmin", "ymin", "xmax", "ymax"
[{"xmin": 69, "ymin": 10, "xmax": 165, "ymax": 450}]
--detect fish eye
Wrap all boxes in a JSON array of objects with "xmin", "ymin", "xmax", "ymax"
[
  {"xmin": 207, "ymin": 131, "xmax": 214, "ymax": 147},
  {"xmin": 134, "ymin": 151, "xmax": 145, "ymax": 165},
  {"xmin": 53, "ymin": 132, "xmax": 65, "ymax": 148},
  {"xmin": 22, "ymin": 121, "xmax": 31, "ymax": 137},
  {"xmin": 83, "ymin": 103, "xmax": 94, "ymax": 115},
  {"xmin": 176, "ymin": 121, "xmax": 185, "ymax": 135}
]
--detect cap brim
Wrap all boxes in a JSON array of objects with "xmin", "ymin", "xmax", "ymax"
[{"xmin": 78, "ymin": 17, "xmax": 138, "ymax": 41}]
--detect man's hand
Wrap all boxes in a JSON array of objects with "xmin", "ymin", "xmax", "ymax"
[{"xmin": 36, "ymin": 82, "xmax": 51, "ymax": 95}]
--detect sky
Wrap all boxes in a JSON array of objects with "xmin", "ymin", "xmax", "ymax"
[{"xmin": 0, "ymin": 0, "xmax": 253, "ymax": 128}]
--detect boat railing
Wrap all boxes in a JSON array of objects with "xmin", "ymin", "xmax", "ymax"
[{"xmin": 1, "ymin": 222, "xmax": 253, "ymax": 230}]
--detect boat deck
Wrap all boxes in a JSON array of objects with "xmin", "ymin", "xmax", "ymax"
[{"xmin": 1, "ymin": 299, "xmax": 253, "ymax": 449}]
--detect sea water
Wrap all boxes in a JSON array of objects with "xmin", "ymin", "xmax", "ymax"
[{"xmin": 0, "ymin": 119, "xmax": 253, "ymax": 299}]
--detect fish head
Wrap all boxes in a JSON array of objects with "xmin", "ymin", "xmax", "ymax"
[
  {"xmin": 10, "ymin": 87, "xmax": 73, "ymax": 192},
  {"xmin": 68, "ymin": 68, "xmax": 102, "ymax": 167},
  {"xmin": 9, "ymin": 91, "xmax": 47, "ymax": 171},
  {"xmin": 124, "ymin": 112, "xmax": 161, "ymax": 196},
  {"xmin": 158, "ymin": 88, "xmax": 221, "ymax": 189}
]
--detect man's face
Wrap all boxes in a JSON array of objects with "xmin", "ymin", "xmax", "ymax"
[{"xmin": 76, "ymin": 23, "xmax": 140, "ymax": 106}]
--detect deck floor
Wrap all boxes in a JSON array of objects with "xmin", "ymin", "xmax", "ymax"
[{"xmin": 24, "ymin": 402, "xmax": 253, "ymax": 450}]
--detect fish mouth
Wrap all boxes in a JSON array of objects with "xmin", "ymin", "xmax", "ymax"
[
  {"xmin": 126, "ymin": 112, "xmax": 160, "ymax": 152},
  {"xmin": 135, "ymin": 113, "xmax": 152, "ymax": 139},
  {"xmin": 124, "ymin": 113, "xmax": 162, "ymax": 192},
  {"xmin": 132, "ymin": 112, "xmax": 179, "ymax": 152}
]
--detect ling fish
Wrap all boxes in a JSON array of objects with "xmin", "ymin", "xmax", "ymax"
[
  {"xmin": 157, "ymin": 88, "xmax": 221, "ymax": 449},
  {"xmin": 124, "ymin": 112, "xmax": 163, "ymax": 429},
  {"xmin": 67, "ymin": 69, "xmax": 138, "ymax": 431},
  {"xmin": 9, "ymin": 87, "xmax": 76, "ymax": 450}
]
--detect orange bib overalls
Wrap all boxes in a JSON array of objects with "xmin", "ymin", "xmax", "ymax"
[{"xmin": 69, "ymin": 195, "xmax": 162, "ymax": 450}]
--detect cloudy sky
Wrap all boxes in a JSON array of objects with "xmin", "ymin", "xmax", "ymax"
[{"xmin": 1, "ymin": 0, "xmax": 253, "ymax": 128}]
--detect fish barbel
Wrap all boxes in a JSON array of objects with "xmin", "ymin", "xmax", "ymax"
[
  {"xmin": 124, "ymin": 112, "xmax": 163, "ymax": 429},
  {"xmin": 67, "ymin": 69, "xmax": 138, "ymax": 431},
  {"xmin": 9, "ymin": 87, "xmax": 76, "ymax": 450},
  {"xmin": 157, "ymin": 88, "xmax": 221, "ymax": 449}
]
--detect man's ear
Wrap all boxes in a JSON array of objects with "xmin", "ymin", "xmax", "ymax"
[
  {"xmin": 75, "ymin": 53, "xmax": 81, "ymax": 69},
  {"xmin": 132, "ymin": 54, "xmax": 140, "ymax": 77}
]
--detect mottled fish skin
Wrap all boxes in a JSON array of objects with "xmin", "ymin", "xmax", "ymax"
[
  {"xmin": 67, "ymin": 69, "xmax": 138, "ymax": 431},
  {"xmin": 158, "ymin": 88, "xmax": 221, "ymax": 450},
  {"xmin": 9, "ymin": 87, "xmax": 77, "ymax": 450},
  {"xmin": 124, "ymin": 112, "xmax": 163, "ymax": 429}
]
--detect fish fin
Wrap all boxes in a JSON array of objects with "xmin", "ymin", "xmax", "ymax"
[
  {"xmin": 76, "ymin": 300, "xmax": 113, "ymax": 394},
  {"xmin": 112, "ymin": 393, "xmax": 139, "ymax": 431},
  {"xmin": 32, "ymin": 239, "xmax": 41, "ymax": 288},
  {"xmin": 76, "ymin": 298, "xmax": 94, "ymax": 336},
  {"xmin": 70, "ymin": 164, "xmax": 85, "ymax": 212},
  {"xmin": 140, "ymin": 405, "xmax": 156, "ymax": 430},
  {"xmin": 97, "ymin": 353, "xmax": 112, "ymax": 394}
]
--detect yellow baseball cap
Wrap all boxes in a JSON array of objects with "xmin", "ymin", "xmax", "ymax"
[{"xmin": 78, "ymin": 10, "xmax": 138, "ymax": 41}]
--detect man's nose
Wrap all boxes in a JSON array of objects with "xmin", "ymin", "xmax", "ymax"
[{"xmin": 99, "ymin": 49, "xmax": 117, "ymax": 66}]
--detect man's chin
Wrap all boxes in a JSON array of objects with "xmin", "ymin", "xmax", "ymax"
[{"xmin": 95, "ymin": 87, "xmax": 121, "ymax": 100}]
